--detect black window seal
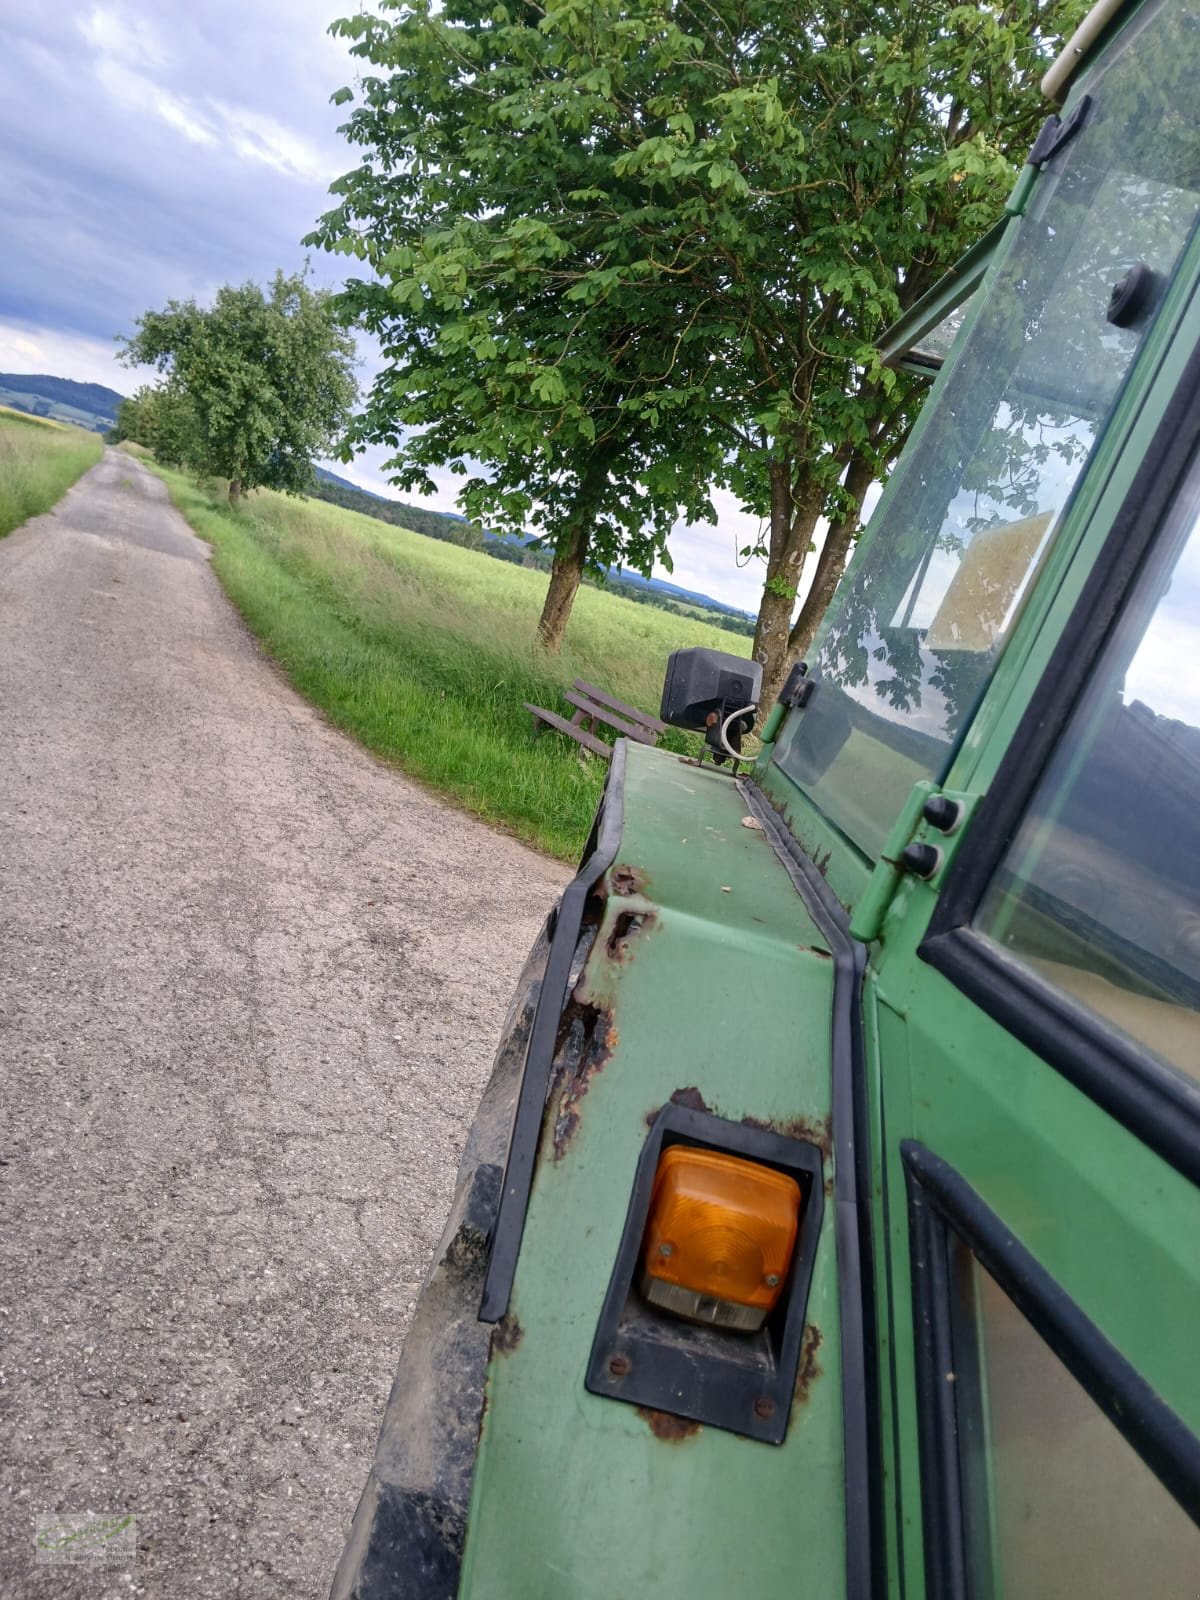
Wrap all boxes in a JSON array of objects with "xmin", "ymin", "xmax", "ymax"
[
  {"xmin": 740, "ymin": 778, "xmax": 883, "ymax": 1600},
  {"xmin": 903, "ymin": 1139, "xmax": 1200, "ymax": 1600},
  {"xmin": 920, "ymin": 329, "xmax": 1200, "ymax": 1189},
  {"xmin": 905, "ymin": 1161, "xmax": 970, "ymax": 1600}
]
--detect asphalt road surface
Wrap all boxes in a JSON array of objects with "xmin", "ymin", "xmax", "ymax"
[{"xmin": 0, "ymin": 450, "xmax": 569, "ymax": 1598}]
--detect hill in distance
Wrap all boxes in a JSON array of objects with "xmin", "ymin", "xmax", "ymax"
[{"xmin": 0, "ymin": 373, "xmax": 127, "ymax": 434}]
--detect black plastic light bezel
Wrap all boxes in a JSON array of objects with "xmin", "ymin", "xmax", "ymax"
[{"xmin": 585, "ymin": 1103, "xmax": 825, "ymax": 1445}]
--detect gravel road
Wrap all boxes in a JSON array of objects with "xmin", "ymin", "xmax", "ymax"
[{"xmin": 0, "ymin": 450, "xmax": 569, "ymax": 1598}]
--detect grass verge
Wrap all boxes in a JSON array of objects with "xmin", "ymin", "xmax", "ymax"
[
  {"xmin": 0, "ymin": 409, "xmax": 104, "ymax": 537},
  {"xmin": 149, "ymin": 463, "xmax": 749, "ymax": 859}
]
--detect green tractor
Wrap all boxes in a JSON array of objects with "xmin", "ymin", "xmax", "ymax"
[{"xmin": 335, "ymin": 1, "xmax": 1200, "ymax": 1592}]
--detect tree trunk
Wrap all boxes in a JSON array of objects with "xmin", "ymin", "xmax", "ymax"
[
  {"xmin": 537, "ymin": 525, "xmax": 587, "ymax": 651},
  {"xmin": 753, "ymin": 584, "xmax": 796, "ymax": 708},
  {"xmin": 228, "ymin": 479, "xmax": 243, "ymax": 506},
  {"xmin": 535, "ymin": 444, "xmax": 615, "ymax": 652},
  {"xmin": 755, "ymin": 376, "xmax": 919, "ymax": 710},
  {"xmin": 786, "ymin": 450, "xmax": 877, "ymax": 662},
  {"xmin": 752, "ymin": 460, "xmax": 822, "ymax": 711},
  {"xmin": 784, "ymin": 523, "xmax": 851, "ymax": 672}
]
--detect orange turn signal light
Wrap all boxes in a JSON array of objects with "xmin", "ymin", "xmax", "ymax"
[{"xmin": 640, "ymin": 1146, "xmax": 802, "ymax": 1332}]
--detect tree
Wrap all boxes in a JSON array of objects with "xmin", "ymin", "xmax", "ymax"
[
  {"xmin": 310, "ymin": 2, "xmax": 743, "ymax": 648},
  {"xmin": 112, "ymin": 384, "xmax": 195, "ymax": 463},
  {"xmin": 314, "ymin": 0, "xmax": 1084, "ymax": 681},
  {"xmin": 110, "ymin": 391, "xmax": 147, "ymax": 445},
  {"xmin": 119, "ymin": 271, "xmax": 357, "ymax": 504}
]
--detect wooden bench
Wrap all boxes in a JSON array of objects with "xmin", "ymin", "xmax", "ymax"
[{"xmin": 524, "ymin": 678, "xmax": 667, "ymax": 760}]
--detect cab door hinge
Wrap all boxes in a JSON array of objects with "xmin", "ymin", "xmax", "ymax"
[
  {"xmin": 1027, "ymin": 93, "xmax": 1092, "ymax": 169},
  {"xmin": 759, "ymin": 661, "xmax": 812, "ymax": 744},
  {"xmin": 849, "ymin": 781, "xmax": 978, "ymax": 944}
]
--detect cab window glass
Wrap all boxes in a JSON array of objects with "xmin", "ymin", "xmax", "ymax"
[
  {"xmin": 775, "ymin": 0, "xmax": 1200, "ymax": 859},
  {"xmin": 977, "ymin": 448, "xmax": 1200, "ymax": 1085},
  {"xmin": 951, "ymin": 1247, "xmax": 1199, "ymax": 1598},
  {"xmin": 902, "ymin": 290, "xmax": 978, "ymax": 375}
]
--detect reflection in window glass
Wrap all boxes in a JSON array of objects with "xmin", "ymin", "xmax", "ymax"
[
  {"xmin": 951, "ymin": 1250, "xmax": 1199, "ymax": 1599},
  {"xmin": 977, "ymin": 449, "xmax": 1200, "ymax": 1085},
  {"xmin": 776, "ymin": 0, "xmax": 1200, "ymax": 858}
]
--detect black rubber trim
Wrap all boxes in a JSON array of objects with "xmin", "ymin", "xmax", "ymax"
[
  {"xmin": 740, "ymin": 780, "xmax": 880, "ymax": 1600},
  {"xmin": 479, "ymin": 740, "xmax": 627, "ymax": 1323},
  {"xmin": 905, "ymin": 1172, "xmax": 968, "ymax": 1600},
  {"xmin": 903, "ymin": 1142, "xmax": 1200, "ymax": 1546},
  {"xmin": 922, "ymin": 332, "xmax": 1200, "ymax": 1188},
  {"xmin": 585, "ymin": 1104, "xmax": 824, "ymax": 1445}
]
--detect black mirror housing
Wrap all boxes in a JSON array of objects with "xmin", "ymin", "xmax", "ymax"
[{"xmin": 660, "ymin": 649, "xmax": 763, "ymax": 733}]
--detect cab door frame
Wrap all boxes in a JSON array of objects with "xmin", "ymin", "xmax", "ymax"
[
  {"xmin": 863, "ymin": 312, "xmax": 1200, "ymax": 1597},
  {"xmin": 918, "ymin": 338, "xmax": 1200, "ymax": 1190}
]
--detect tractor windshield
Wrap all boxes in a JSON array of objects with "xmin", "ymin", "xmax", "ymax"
[{"xmin": 775, "ymin": 0, "xmax": 1200, "ymax": 859}]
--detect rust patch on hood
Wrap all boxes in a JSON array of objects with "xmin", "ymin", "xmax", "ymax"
[
  {"xmin": 552, "ymin": 1004, "xmax": 618, "ymax": 1160},
  {"xmin": 475, "ymin": 1379, "xmax": 492, "ymax": 1448},
  {"xmin": 645, "ymin": 1085, "xmax": 712, "ymax": 1127},
  {"xmin": 643, "ymin": 1094, "xmax": 831, "ymax": 1158},
  {"xmin": 793, "ymin": 1323, "xmax": 823, "ymax": 1404},
  {"xmin": 669, "ymin": 1085, "xmax": 711, "ymax": 1114},
  {"xmin": 741, "ymin": 1111, "xmax": 833, "ymax": 1160},
  {"xmin": 610, "ymin": 864, "xmax": 646, "ymax": 897},
  {"xmin": 606, "ymin": 909, "xmax": 654, "ymax": 963},
  {"xmin": 492, "ymin": 1313, "xmax": 523, "ymax": 1354},
  {"xmin": 637, "ymin": 1406, "xmax": 701, "ymax": 1441}
]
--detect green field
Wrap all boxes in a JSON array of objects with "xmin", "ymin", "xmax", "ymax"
[
  {"xmin": 149, "ymin": 463, "xmax": 752, "ymax": 859},
  {"xmin": 0, "ymin": 409, "xmax": 104, "ymax": 539}
]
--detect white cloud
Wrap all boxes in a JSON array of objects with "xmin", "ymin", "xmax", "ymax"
[
  {"xmin": 329, "ymin": 444, "xmax": 477, "ymax": 519},
  {"xmin": 655, "ymin": 480, "xmax": 880, "ymax": 617},
  {"xmin": 214, "ymin": 104, "xmax": 335, "ymax": 185},
  {"xmin": 1125, "ymin": 540, "xmax": 1200, "ymax": 723},
  {"xmin": 154, "ymin": 89, "xmax": 222, "ymax": 149},
  {"xmin": 80, "ymin": 4, "xmax": 169, "ymax": 72},
  {"xmin": 94, "ymin": 57, "xmax": 221, "ymax": 146},
  {"xmin": 0, "ymin": 320, "xmax": 153, "ymax": 391},
  {"xmin": 80, "ymin": 2, "xmax": 334, "ymax": 182}
]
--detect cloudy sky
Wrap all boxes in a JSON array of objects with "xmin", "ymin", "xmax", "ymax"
[{"xmin": 0, "ymin": 0, "xmax": 787, "ymax": 613}]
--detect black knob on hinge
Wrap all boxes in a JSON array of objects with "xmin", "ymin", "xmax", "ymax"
[
  {"xmin": 778, "ymin": 661, "xmax": 812, "ymax": 710},
  {"xmin": 922, "ymin": 795, "xmax": 961, "ymax": 833},
  {"xmin": 1107, "ymin": 263, "xmax": 1159, "ymax": 329},
  {"xmin": 901, "ymin": 842, "xmax": 941, "ymax": 880}
]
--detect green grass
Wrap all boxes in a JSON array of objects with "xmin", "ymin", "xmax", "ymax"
[
  {"xmin": 150, "ymin": 463, "xmax": 751, "ymax": 859},
  {"xmin": 0, "ymin": 410, "xmax": 104, "ymax": 537}
]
